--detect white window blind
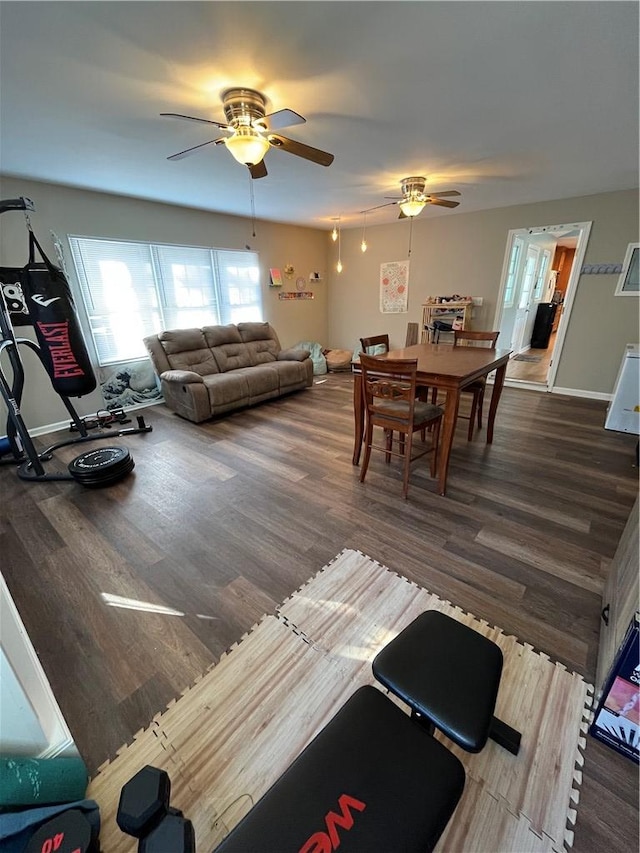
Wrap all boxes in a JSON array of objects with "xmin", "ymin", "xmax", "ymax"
[{"xmin": 68, "ymin": 236, "xmax": 262, "ymax": 365}]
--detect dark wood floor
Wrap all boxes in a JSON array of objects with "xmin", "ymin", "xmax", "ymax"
[{"xmin": 2, "ymin": 374, "xmax": 638, "ymax": 851}]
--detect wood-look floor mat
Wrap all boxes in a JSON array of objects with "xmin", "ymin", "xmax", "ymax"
[{"xmin": 88, "ymin": 549, "xmax": 592, "ymax": 852}]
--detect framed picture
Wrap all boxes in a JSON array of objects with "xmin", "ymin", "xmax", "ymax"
[
  {"xmin": 615, "ymin": 243, "xmax": 639, "ymax": 296},
  {"xmin": 269, "ymin": 268, "xmax": 283, "ymax": 287}
]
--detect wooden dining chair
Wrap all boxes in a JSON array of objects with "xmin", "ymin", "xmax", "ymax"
[
  {"xmin": 405, "ymin": 322, "xmax": 419, "ymax": 347},
  {"xmin": 359, "ymin": 334, "xmax": 390, "ymax": 355},
  {"xmin": 453, "ymin": 330, "xmax": 500, "ymax": 440},
  {"xmin": 358, "ymin": 353, "xmax": 444, "ymax": 499}
]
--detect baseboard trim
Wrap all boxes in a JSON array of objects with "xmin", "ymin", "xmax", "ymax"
[
  {"xmin": 551, "ymin": 386, "xmax": 612, "ymax": 401},
  {"xmin": 500, "ymin": 378, "xmax": 612, "ymax": 401}
]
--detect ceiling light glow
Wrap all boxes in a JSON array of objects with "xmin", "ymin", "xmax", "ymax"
[{"xmin": 224, "ymin": 126, "xmax": 270, "ymax": 166}]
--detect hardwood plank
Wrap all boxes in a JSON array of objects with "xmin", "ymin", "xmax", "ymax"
[{"xmin": 1, "ymin": 375, "xmax": 637, "ymax": 852}]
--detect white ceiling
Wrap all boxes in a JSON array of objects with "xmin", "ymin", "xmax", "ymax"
[{"xmin": 1, "ymin": 2, "xmax": 638, "ymax": 230}]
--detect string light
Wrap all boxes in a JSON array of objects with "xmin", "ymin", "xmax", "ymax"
[{"xmin": 361, "ymin": 211, "xmax": 368, "ymax": 253}]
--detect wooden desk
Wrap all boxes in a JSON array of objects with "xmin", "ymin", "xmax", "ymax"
[{"xmin": 352, "ymin": 343, "xmax": 512, "ymax": 496}]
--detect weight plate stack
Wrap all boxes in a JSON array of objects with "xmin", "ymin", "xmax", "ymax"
[{"xmin": 68, "ymin": 446, "xmax": 135, "ymax": 487}]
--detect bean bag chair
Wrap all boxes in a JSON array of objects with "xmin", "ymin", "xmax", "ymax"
[
  {"xmin": 293, "ymin": 341, "xmax": 327, "ymax": 375},
  {"xmin": 325, "ymin": 349, "xmax": 353, "ymax": 372}
]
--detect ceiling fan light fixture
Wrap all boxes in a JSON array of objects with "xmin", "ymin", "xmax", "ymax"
[
  {"xmin": 224, "ymin": 126, "xmax": 270, "ymax": 166},
  {"xmin": 399, "ymin": 198, "xmax": 426, "ymax": 218}
]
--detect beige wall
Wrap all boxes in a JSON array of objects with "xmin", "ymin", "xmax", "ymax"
[
  {"xmin": 0, "ymin": 177, "xmax": 329, "ymax": 430},
  {"xmin": 327, "ymin": 189, "xmax": 639, "ymax": 394},
  {"xmin": 0, "ymin": 179, "xmax": 637, "ymax": 433}
]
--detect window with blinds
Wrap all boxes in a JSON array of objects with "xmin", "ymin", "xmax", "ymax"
[{"xmin": 68, "ymin": 236, "xmax": 262, "ymax": 365}]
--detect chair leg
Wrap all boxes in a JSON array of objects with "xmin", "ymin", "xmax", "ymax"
[
  {"xmin": 402, "ymin": 430, "xmax": 413, "ymax": 499},
  {"xmin": 360, "ymin": 420, "xmax": 374, "ymax": 484},
  {"xmin": 477, "ymin": 387, "xmax": 485, "ymax": 430},
  {"xmin": 418, "ymin": 386, "xmax": 429, "ymax": 441},
  {"xmin": 467, "ymin": 391, "xmax": 479, "ymax": 441},
  {"xmin": 430, "ymin": 418, "xmax": 441, "ymax": 477}
]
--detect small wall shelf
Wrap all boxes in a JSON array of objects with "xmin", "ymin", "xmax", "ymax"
[{"xmin": 421, "ymin": 300, "xmax": 473, "ymax": 343}]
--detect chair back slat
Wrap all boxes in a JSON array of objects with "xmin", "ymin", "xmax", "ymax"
[
  {"xmin": 360, "ymin": 334, "xmax": 390, "ymax": 355},
  {"xmin": 453, "ymin": 330, "xmax": 499, "ymax": 348},
  {"xmin": 359, "ymin": 354, "xmax": 418, "ymax": 428}
]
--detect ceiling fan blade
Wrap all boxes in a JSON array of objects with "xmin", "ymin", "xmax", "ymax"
[
  {"xmin": 384, "ymin": 195, "xmax": 402, "ymax": 200},
  {"xmin": 249, "ymin": 160, "xmax": 268, "ymax": 179},
  {"xmin": 267, "ymin": 134, "xmax": 334, "ymax": 166},
  {"xmin": 260, "ymin": 108, "xmax": 306, "ymax": 131},
  {"xmin": 362, "ymin": 201, "xmax": 398, "ymax": 213},
  {"xmin": 429, "ymin": 198, "xmax": 460, "ymax": 208},
  {"xmin": 167, "ymin": 138, "xmax": 225, "ymax": 161},
  {"xmin": 429, "ymin": 191, "xmax": 461, "ymax": 198},
  {"xmin": 160, "ymin": 112, "xmax": 229, "ymax": 130}
]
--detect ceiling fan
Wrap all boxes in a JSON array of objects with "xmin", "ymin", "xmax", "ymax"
[
  {"xmin": 161, "ymin": 88, "xmax": 334, "ymax": 179},
  {"xmin": 365, "ymin": 176, "xmax": 461, "ymax": 218}
]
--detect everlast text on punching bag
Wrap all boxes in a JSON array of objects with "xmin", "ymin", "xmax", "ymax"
[{"xmin": 21, "ymin": 231, "xmax": 97, "ymax": 397}]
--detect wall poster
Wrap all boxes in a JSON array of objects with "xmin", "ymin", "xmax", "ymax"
[{"xmin": 380, "ymin": 260, "xmax": 409, "ymax": 313}]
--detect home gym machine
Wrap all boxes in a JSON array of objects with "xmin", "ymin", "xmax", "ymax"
[{"xmin": 0, "ymin": 196, "xmax": 152, "ymax": 486}]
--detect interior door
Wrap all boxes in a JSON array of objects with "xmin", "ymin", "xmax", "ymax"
[{"xmin": 512, "ymin": 245, "xmax": 539, "ymax": 353}]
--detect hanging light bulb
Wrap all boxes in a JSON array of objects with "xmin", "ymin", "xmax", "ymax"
[
  {"xmin": 336, "ymin": 259, "xmax": 343, "ymax": 273},
  {"xmin": 360, "ymin": 211, "xmax": 368, "ymax": 253},
  {"xmin": 336, "ymin": 221, "xmax": 342, "ymax": 273},
  {"xmin": 331, "ymin": 217, "xmax": 339, "ymax": 241}
]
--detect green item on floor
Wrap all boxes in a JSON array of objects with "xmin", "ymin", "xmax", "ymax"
[
  {"xmin": 293, "ymin": 341, "xmax": 327, "ymax": 374},
  {"xmin": 0, "ymin": 756, "xmax": 88, "ymax": 809}
]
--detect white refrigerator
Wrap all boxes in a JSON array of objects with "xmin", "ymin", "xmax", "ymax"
[{"xmin": 605, "ymin": 344, "xmax": 640, "ymax": 434}]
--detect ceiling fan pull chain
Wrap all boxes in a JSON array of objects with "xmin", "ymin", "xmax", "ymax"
[
  {"xmin": 249, "ymin": 171, "xmax": 257, "ymax": 237},
  {"xmin": 408, "ymin": 215, "xmax": 414, "ymax": 257}
]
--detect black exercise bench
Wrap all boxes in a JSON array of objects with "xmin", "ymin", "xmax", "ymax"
[
  {"xmin": 373, "ymin": 610, "xmax": 522, "ymax": 755},
  {"xmin": 214, "ymin": 685, "xmax": 465, "ymax": 852}
]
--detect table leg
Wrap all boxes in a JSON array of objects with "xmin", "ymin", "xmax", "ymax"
[
  {"xmin": 486, "ymin": 363, "xmax": 507, "ymax": 444},
  {"xmin": 352, "ymin": 371, "xmax": 364, "ymax": 465},
  {"xmin": 436, "ymin": 389, "xmax": 460, "ymax": 496}
]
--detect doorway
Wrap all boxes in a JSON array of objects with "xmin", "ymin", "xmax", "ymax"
[{"xmin": 493, "ymin": 221, "xmax": 592, "ymax": 391}]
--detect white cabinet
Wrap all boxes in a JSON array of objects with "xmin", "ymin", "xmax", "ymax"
[{"xmin": 605, "ymin": 344, "xmax": 640, "ymax": 435}]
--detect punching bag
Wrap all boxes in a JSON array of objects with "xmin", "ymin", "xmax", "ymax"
[{"xmin": 20, "ymin": 230, "xmax": 97, "ymax": 397}]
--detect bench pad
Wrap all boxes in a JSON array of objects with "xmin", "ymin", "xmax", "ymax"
[{"xmin": 214, "ymin": 685, "xmax": 465, "ymax": 852}]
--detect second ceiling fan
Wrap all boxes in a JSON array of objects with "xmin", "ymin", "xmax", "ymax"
[
  {"xmin": 161, "ymin": 88, "xmax": 334, "ymax": 178},
  {"xmin": 365, "ymin": 176, "xmax": 461, "ymax": 218}
]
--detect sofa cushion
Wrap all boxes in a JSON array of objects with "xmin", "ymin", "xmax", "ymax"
[
  {"xmin": 159, "ymin": 328, "xmax": 219, "ymax": 375},
  {"xmin": 269, "ymin": 359, "xmax": 314, "ymax": 388},
  {"xmin": 203, "ymin": 372, "xmax": 250, "ymax": 408},
  {"xmin": 238, "ymin": 321, "xmax": 279, "ymax": 343},
  {"xmin": 233, "ymin": 366, "xmax": 280, "ymax": 399},
  {"xmin": 210, "ymin": 343, "xmax": 254, "ymax": 372},
  {"xmin": 236, "ymin": 322, "xmax": 279, "ymax": 365},
  {"xmin": 203, "ymin": 324, "xmax": 243, "ymax": 347}
]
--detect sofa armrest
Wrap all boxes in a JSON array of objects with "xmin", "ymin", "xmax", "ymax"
[
  {"xmin": 278, "ymin": 348, "xmax": 310, "ymax": 362},
  {"xmin": 161, "ymin": 369, "xmax": 205, "ymax": 384}
]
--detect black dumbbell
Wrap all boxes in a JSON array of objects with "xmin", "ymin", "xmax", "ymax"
[
  {"xmin": 117, "ymin": 765, "xmax": 194, "ymax": 852},
  {"xmin": 26, "ymin": 808, "xmax": 99, "ymax": 853},
  {"xmin": 140, "ymin": 812, "xmax": 195, "ymax": 853}
]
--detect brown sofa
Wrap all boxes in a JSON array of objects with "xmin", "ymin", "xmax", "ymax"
[{"xmin": 143, "ymin": 322, "xmax": 313, "ymax": 423}]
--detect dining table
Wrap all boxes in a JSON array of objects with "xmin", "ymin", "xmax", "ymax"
[{"xmin": 352, "ymin": 342, "xmax": 512, "ymax": 496}]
